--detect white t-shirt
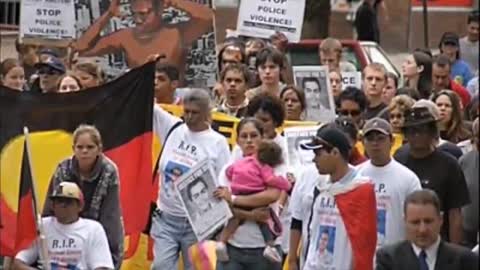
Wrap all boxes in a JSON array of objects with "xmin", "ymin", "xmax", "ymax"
[
  {"xmin": 16, "ymin": 217, "xmax": 113, "ymax": 270},
  {"xmin": 356, "ymin": 159, "xmax": 422, "ymax": 248},
  {"xmin": 153, "ymin": 105, "xmax": 231, "ymax": 216},
  {"xmin": 303, "ymin": 167, "xmax": 365, "ymax": 270},
  {"xmin": 227, "ymin": 133, "xmax": 291, "ymax": 250},
  {"xmin": 289, "ymin": 164, "xmax": 328, "ymax": 268}
]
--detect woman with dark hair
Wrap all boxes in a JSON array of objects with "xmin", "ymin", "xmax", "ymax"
[
  {"xmin": 401, "ymin": 50, "xmax": 432, "ymax": 99},
  {"xmin": 215, "ymin": 117, "xmax": 284, "ymax": 270},
  {"xmin": 280, "ymin": 85, "xmax": 306, "ymax": 121},
  {"xmin": 439, "ymin": 32, "xmax": 474, "ymax": 86},
  {"xmin": 432, "ymin": 90, "xmax": 471, "ymax": 143}
]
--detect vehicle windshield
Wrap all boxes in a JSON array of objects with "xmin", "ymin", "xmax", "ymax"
[
  {"xmin": 287, "ymin": 46, "xmax": 361, "ymax": 71},
  {"xmin": 362, "ymin": 44, "xmax": 399, "ymax": 77}
]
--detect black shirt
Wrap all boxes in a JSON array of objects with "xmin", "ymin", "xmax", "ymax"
[
  {"xmin": 365, "ymin": 102, "xmax": 388, "ymax": 120},
  {"xmin": 394, "ymin": 148, "xmax": 470, "ymax": 240},
  {"xmin": 355, "ymin": 1, "xmax": 379, "ymax": 43}
]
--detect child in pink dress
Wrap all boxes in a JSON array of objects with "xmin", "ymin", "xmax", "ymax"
[{"xmin": 216, "ymin": 140, "xmax": 292, "ymax": 263}]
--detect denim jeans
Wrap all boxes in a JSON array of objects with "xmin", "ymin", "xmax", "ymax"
[
  {"xmin": 216, "ymin": 244, "xmax": 282, "ymax": 270},
  {"xmin": 150, "ymin": 210, "xmax": 197, "ymax": 270}
]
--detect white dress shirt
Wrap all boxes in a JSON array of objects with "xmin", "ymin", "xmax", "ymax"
[{"xmin": 411, "ymin": 236, "xmax": 441, "ymax": 270}]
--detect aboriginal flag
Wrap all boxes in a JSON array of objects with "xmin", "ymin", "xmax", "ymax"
[{"xmin": 0, "ymin": 62, "xmax": 155, "ymax": 256}]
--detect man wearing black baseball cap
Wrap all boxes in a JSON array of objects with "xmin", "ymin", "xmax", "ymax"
[
  {"xmin": 298, "ymin": 125, "xmax": 377, "ymax": 270},
  {"xmin": 32, "ymin": 56, "xmax": 66, "ymax": 93},
  {"xmin": 439, "ymin": 31, "xmax": 474, "ymax": 87},
  {"xmin": 394, "ymin": 106, "xmax": 470, "ymax": 245}
]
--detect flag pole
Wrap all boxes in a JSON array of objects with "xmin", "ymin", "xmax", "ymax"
[{"xmin": 23, "ymin": 127, "xmax": 50, "ymax": 270}]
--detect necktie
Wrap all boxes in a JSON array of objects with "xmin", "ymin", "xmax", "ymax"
[{"xmin": 419, "ymin": 250, "xmax": 429, "ymax": 270}]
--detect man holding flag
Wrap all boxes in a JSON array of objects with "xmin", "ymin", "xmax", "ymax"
[
  {"xmin": 13, "ymin": 182, "xmax": 114, "ymax": 270},
  {"xmin": 298, "ymin": 124, "xmax": 378, "ymax": 270}
]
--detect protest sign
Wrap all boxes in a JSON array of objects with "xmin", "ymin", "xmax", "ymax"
[
  {"xmin": 19, "ymin": 0, "xmax": 76, "ymax": 44},
  {"xmin": 293, "ymin": 66, "xmax": 336, "ymax": 123},
  {"xmin": 284, "ymin": 125, "xmax": 320, "ymax": 169},
  {"xmin": 175, "ymin": 159, "xmax": 232, "ymax": 241},
  {"xmin": 236, "ymin": 0, "xmax": 306, "ymax": 42},
  {"xmin": 341, "ymin": 71, "xmax": 362, "ymax": 90}
]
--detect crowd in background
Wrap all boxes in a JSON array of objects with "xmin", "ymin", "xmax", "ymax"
[{"xmin": 1, "ymin": 6, "xmax": 479, "ymax": 270}]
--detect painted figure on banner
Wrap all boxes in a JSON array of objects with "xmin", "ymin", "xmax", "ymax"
[{"xmin": 73, "ymin": 0, "xmax": 215, "ymax": 86}]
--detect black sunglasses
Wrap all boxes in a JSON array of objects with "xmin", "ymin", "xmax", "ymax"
[{"xmin": 338, "ymin": 109, "xmax": 362, "ymax": 117}]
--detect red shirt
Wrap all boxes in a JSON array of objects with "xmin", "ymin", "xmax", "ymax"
[{"xmin": 449, "ymin": 80, "xmax": 471, "ymax": 107}]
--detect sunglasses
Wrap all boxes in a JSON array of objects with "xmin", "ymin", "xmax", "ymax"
[
  {"xmin": 404, "ymin": 125, "xmax": 432, "ymax": 136},
  {"xmin": 338, "ymin": 109, "xmax": 361, "ymax": 117}
]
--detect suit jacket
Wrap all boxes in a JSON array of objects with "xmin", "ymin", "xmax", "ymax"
[{"xmin": 376, "ymin": 240, "xmax": 478, "ymax": 270}]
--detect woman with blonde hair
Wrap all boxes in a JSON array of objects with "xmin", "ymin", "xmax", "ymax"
[
  {"xmin": 388, "ymin": 94, "xmax": 416, "ymax": 154},
  {"xmin": 43, "ymin": 124, "xmax": 124, "ymax": 269}
]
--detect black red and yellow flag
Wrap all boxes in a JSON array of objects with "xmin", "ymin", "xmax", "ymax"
[{"xmin": 0, "ymin": 62, "xmax": 155, "ymax": 256}]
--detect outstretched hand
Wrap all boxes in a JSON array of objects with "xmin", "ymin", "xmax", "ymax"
[{"xmin": 214, "ymin": 187, "xmax": 232, "ymax": 204}]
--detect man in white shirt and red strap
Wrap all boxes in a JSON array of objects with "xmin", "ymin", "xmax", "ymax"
[
  {"xmin": 13, "ymin": 182, "xmax": 114, "ymax": 270},
  {"xmin": 296, "ymin": 124, "xmax": 378, "ymax": 270}
]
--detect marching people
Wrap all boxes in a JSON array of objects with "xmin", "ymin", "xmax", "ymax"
[
  {"xmin": 394, "ymin": 105, "xmax": 470, "ymax": 244},
  {"xmin": 432, "ymin": 90, "xmax": 471, "ymax": 144},
  {"xmin": 153, "ymin": 62, "xmax": 181, "ymax": 104},
  {"xmin": 214, "ymin": 118, "xmax": 285, "ymax": 270},
  {"xmin": 14, "ymin": 182, "xmax": 114, "ymax": 270},
  {"xmin": 151, "ymin": 89, "xmax": 230, "ymax": 270},
  {"xmin": 387, "ymin": 94, "xmax": 416, "ymax": 155},
  {"xmin": 280, "ymin": 85, "xmax": 306, "ymax": 121},
  {"xmin": 246, "ymin": 47, "xmax": 286, "ymax": 99},
  {"xmin": 357, "ymin": 118, "xmax": 422, "ymax": 248},
  {"xmin": 0, "ymin": 58, "xmax": 25, "ymax": 91},
  {"xmin": 215, "ymin": 64, "xmax": 250, "ymax": 118},
  {"xmin": 297, "ymin": 124, "xmax": 378, "ymax": 270},
  {"xmin": 57, "ymin": 74, "xmax": 83, "ymax": 93},
  {"xmin": 42, "ymin": 124, "xmax": 124, "ymax": 269},
  {"xmin": 401, "ymin": 50, "xmax": 433, "ymax": 99},
  {"xmin": 431, "ymin": 55, "xmax": 471, "ymax": 107},
  {"xmin": 376, "ymin": 189, "xmax": 478, "ymax": 270},
  {"xmin": 363, "ymin": 63, "xmax": 389, "ymax": 120},
  {"xmin": 73, "ymin": 61, "xmax": 104, "ymax": 89}
]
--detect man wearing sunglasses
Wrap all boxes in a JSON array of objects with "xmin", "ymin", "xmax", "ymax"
[
  {"xmin": 393, "ymin": 106, "xmax": 470, "ymax": 245},
  {"xmin": 13, "ymin": 182, "xmax": 114, "ymax": 270},
  {"xmin": 32, "ymin": 56, "xmax": 66, "ymax": 93},
  {"xmin": 357, "ymin": 118, "xmax": 421, "ymax": 249}
]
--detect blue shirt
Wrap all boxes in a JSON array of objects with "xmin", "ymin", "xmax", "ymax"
[{"xmin": 451, "ymin": 59, "xmax": 474, "ymax": 87}]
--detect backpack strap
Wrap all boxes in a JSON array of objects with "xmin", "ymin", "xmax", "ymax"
[
  {"xmin": 303, "ymin": 186, "xmax": 321, "ymax": 262},
  {"xmin": 152, "ymin": 120, "xmax": 184, "ymax": 179}
]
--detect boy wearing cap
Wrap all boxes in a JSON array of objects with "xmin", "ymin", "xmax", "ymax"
[
  {"xmin": 439, "ymin": 32, "xmax": 474, "ymax": 87},
  {"xmin": 393, "ymin": 106, "xmax": 470, "ymax": 245},
  {"xmin": 31, "ymin": 56, "xmax": 66, "ymax": 93},
  {"xmin": 298, "ymin": 125, "xmax": 377, "ymax": 270},
  {"xmin": 357, "ymin": 118, "xmax": 421, "ymax": 248},
  {"xmin": 13, "ymin": 182, "xmax": 114, "ymax": 270}
]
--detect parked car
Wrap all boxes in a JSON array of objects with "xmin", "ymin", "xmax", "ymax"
[{"xmin": 286, "ymin": 39, "xmax": 400, "ymax": 78}]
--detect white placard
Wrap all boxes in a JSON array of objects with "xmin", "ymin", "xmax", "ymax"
[
  {"xmin": 284, "ymin": 125, "xmax": 320, "ymax": 169},
  {"xmin": 175, "ymin": 159, "xmax": 233, "ymax": 241},
  {"xmin": 236, "ymin": 0, "xmax": 306, "ymax": 42},
  {"xmin": 341, "ymin": 72, "xmax": 362, "ymax": 90},
  {"xmin": 20, "ymin": 0, "xmax": 76, "ymax": 40},
  {"xmin": 293, "ymin": 65, "xmax": 336, "ymax": 123}
]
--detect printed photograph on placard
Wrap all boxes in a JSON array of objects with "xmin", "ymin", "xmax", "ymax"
[
  {"xmin": 293, "ymin": 66, "xmax": 336, "ymax": 123},
  {"xmin": 284, "ymin": 125, "xmax": 320, "ymax": 168},
  {"xmin": 73, "ymin": 0, "xmax": 216, "ymax": 87},
  {"xmin": 175, "ymin": 159, "xmax": 233, "ymax": 241},
  {"xmin": 316, "ymin": 225, "xmax": 336, "ymax": 268}
]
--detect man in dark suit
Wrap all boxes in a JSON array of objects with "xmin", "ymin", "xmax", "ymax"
[{"xmin": 376, "ymin": 189, "xmax": 478, "ymax": 270}]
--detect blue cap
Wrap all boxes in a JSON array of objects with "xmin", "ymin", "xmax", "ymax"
[{"xmin": 34, "ymin": 56, "xmax": 66, "ymax": 74}]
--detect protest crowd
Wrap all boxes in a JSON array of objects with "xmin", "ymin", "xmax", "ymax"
[{"xmin": 0, "ymin": 0, "xmax": 479, "ymax": 270}]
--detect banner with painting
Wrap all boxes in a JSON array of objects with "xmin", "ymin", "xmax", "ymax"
[{"xmin": 72, "ymin": 0, "xmax": 217, "ymax": 87}]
